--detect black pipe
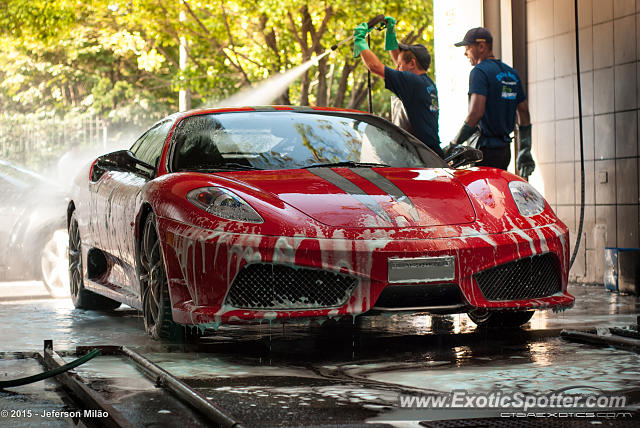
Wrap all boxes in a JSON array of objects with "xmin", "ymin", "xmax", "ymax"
[
  {"xmin": 570, "ymin": 0, "xmax": 585, "ymax": 269},
  {"xmin": 561, "ymin": 329, "xmax": 640, "ymax": 353},
  {"xmin": 120, "ymin": 346, "xmax": 244, "ymax": 428},
  {"xmin": 367, "ymin": 33, "xmax": 373, "ymax": 114},
  {"xmin": 39, "ymin": 342, "xmax": 133, "ymax": 428}
]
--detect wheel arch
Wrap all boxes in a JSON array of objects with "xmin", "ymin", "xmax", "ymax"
[{"xmin": 135, "ymin": 202, "xmax": 154, "ymax": 268}]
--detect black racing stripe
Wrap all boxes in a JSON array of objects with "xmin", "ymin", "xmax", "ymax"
[
  {"xmin": 307, "ymin": 168, "xmax": 393, "ymax": 224},
  {"xmin": 350, "ymin": 168, "xmax": 420, "ymax": 222}
]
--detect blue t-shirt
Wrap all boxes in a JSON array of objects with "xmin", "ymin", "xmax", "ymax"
[
  {"xmin": 469, "ymin": 59, "xmax": 526, "ymax": 148},
  {"xmin": 384, "ymin": 66, "xmax": 442, "ymax": 156}
]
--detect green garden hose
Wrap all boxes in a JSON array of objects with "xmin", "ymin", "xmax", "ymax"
[{"xmin": 0, "ymin": 349, "xmax": 100, "ymax": 389}]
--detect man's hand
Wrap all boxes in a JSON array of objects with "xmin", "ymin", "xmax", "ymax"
[
  {"xmin": 353, "ymin": 23, "xmax": 371, "ymax": 58},
  {"xmin": 384, "ymin": 16, "xmax": 399, "ymax": 51},
  {"xmin": 516, "ymin": 124, "xmax": 535, "ymax": 178},
  {"xmin": 452, "ymin": 123, "xmax": 478, "ymax": 145},
  {"xmin": 442, "ymin": 142, "xmax": 458, "ymax": 159}
]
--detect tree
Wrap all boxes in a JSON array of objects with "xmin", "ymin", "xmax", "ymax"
[{"xmin": 0, "ymin": 0, "xmax": 434, "ymax": 120}]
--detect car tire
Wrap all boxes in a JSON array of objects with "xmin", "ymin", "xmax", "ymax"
[
  {"xmin": 68, "ymin": 211, "xmax": 121, "ymax": 311},
  {"xmin": 467, "ymin": 309, "xmax": 535, "ymax": 328},
  {"xmin": 139, "ymin": 212, "xmax": 201, "ymax": 341},
  {"xmin": 41, "ymin": 229, "xmax": 71, "ymax": 298}
]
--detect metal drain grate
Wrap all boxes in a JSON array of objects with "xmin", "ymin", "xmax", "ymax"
[
  {"xmin": 474, "ymin": 253, "xmax": 562, "ymax": 301},
  {"xmin": 225, "ymin": 264, "xmax": 358, "ymax": 310}
]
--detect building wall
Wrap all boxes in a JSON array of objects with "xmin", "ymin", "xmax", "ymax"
[{"xmin": 526, "ymin": 0, "xmax": 640, "ymax": 283}]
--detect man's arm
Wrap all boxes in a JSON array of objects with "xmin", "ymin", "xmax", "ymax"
[
  {"xmin": 516, "ymin": 100, "xmax": 530, "ymax": 125},
  {"xmin": 442, "ymin": 93, "xmax": 485, "ymax": 157},
  {"xmin": 389, "ymin": 48, "xmax": 400, "ymax": 66},
  {"xmin": 464, "ymin": 93, "xmax": 486, "ymax": 127},
  {"xmin": 361, "ymin": 49, "xmax": 386, "ymax": 78}
]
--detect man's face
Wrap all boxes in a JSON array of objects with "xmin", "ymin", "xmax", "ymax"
[
  {"xmin": 397, "ymin": 52, "xmax": 415, "ymax": 72},
  {"xmin": 464, "ymin": 43, "xmax": 481, "ymax": 65}
]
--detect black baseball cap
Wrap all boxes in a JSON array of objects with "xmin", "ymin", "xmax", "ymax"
[
  {"xmin": 454, "ymin": 27, "xmax": 493, "ymax": 46},
  {"xmin": 398, "ymin": 43, "xmax": 431, "ymax": 71}
]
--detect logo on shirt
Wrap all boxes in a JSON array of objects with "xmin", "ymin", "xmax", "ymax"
[
  {"xmin": 427, "ymin": 85, "xmax": 439, "ymax": 112},
  {"xmin": 496, "ymin": 71, "xmax": 519, "ymax": 101}
]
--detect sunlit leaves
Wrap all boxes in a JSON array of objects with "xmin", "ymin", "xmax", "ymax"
[
  {"xmin": 0, "ymin": 0, "xmax": 434, "ymax": 123},
  {"xmin": 137, "ymin": 49, "xmax": 166, "ymax": 72},
  {"xmin": 0, "ymin": 0, "xmax": 76, "ymax": 42}
]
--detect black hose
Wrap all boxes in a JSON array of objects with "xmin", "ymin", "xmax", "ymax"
[
  {"xmin": 0, "ymin": 349, "xmax": 100, "ymax": 389},
  {"xmin": 570, "ymin": 0, "xmax": 585, "ymax": 270},
  {"xmin": 367, "ymin": 32, "xmax": 373, "ymax": 114}
]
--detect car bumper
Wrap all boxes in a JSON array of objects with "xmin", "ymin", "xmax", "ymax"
[{"xmin": 158, "ymin": 217, "xmax": 574, "ymax": 326}]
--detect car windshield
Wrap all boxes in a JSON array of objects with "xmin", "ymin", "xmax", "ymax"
[{"xmin": 170, "ymin": 111, "xmax": 446, "ymax": 171}]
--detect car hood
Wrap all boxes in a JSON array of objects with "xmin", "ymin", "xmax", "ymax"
[{"xmin": 220, "ymin": 168, "xmax": 476, "ymax": 228}]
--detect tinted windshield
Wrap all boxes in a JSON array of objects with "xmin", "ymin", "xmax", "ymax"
[{"xmin": 170, "ymin": 111, "xmax": 446, "ymax": 171}]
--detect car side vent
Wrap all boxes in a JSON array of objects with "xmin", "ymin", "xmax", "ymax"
[
  {"xmin": 225, "ymin": 264, "xmax": 358, "ymax": 310},
  {"xmin": 474, "ymin": 253, "xmax": 562, "ymax": 301}
]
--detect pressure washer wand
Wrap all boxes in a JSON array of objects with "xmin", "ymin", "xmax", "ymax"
[{"xmin": 330, "ymin": 14, "xmax": 386, "ymax": 51}]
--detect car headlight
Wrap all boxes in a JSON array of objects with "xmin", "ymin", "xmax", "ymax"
[
  {"xmin": 508, "ymin": 181, "xmax": 546, "ymax": 217},
  {"xmin": 186, "ymin": 187, "xmax": 263, "ymax": 223}
]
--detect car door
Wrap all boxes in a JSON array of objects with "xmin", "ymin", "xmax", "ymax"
[{"xmin": 103, "ymin": 120, "xmax": 173, "ymax": 295}]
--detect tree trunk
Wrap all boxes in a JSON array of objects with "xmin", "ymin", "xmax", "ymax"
[
  {"xmin": 276, "ymin": 87, "xmax": 291, "ymax": 105},
  {"xmin": 333, "ymin": 58, "xmax": 356, "ymax": 108},
  {"xmin": 315, "ymin": 56, "xmax": 329, "ymax": 106},
  {"xmin": 348, "ymin": 74, "xmax": 368, "ymax": 110},
  {"xmin": 299, "ymin": 66, "xmax": 310, "ymax": 106}
]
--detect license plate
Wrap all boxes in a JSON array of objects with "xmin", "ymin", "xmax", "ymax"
[{"xmin": 388, "ymin": 256, "xmax": 455, "ymax": 284}]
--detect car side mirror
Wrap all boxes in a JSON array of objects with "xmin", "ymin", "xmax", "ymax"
[
  {"xmin": 91, "ymin": 150, "xmax": 154, "ymax": 181},
  {"xmin": 445, "ymin": 145, "xmax": 483, "ymax": 169}
]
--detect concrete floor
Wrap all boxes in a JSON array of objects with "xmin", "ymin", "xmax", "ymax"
[{"xmin": 0, "ymin": 282, "xmax": 638, "ymax": 427}]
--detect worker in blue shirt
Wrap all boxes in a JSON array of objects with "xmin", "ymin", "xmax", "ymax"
[
  {"xmin": 444, "ymin": 27, "xmax": 535, "ymax": 177},
  {"xmin": 352, "ymin": 18, "xmax": 443, "ymax": 158}
]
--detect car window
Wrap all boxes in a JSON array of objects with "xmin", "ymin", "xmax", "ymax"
[
  {"xmin": 170, "ymin": 111, "xmax": 446, "ymax": 171},
  {"xmin": 130, "ymin": 120, "xmax": 173, "ymax": 167}
]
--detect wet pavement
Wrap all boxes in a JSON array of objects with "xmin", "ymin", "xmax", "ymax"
[{"xmin": 0, "ymin": 282, "xmax": 638, "ymax": 427}]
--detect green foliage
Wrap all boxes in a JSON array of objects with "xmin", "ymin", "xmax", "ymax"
[
  {"xmin": 0, "ymin": 0, "xmax": 434, "ymax": 126},
  {"xmin": 0, "ymin": 0, "xmax": 76, "ymax": 41}
]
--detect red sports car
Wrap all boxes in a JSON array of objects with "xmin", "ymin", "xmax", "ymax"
[{"xmin": 67, "ymin": 106, "xmax": 574, "ymax": 339}]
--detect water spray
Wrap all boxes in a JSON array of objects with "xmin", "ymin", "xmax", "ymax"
[
  {"xmin": 213, "ymin": 14, "xmax": 387, "ymax": 110},
  {"xmin": 215, "ymin": 51, "xmax": 333, "ymax": 107}
]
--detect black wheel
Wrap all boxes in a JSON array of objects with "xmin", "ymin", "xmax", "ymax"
[
  {"xmin": 139, "ymin": 212, "xmax": 201, "ymax": 341},
  {"xmin": 467, "ymin": 309, "xmax": 535, "ymax": 328},
  {"xmin": 68, "ymin": 211, "xmax": 121, "ymax": 310}
]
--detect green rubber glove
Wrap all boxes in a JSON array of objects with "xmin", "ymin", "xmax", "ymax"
[
  {"xmin": 452, "ymin": 123, "xmax": 478, "ymax": 145},
  {"xmin": 353, "ymin": 22, "xmax": 370, "ymax": 58},
  {"xmin": 384, "ymin": 16, "xmax": 398, "ymax": 51},
  {"xmin": 516, "ymin": 124, "xmax": 535, "ymax": 178}
]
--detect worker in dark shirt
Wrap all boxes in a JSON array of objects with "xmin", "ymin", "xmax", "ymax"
[
  {"xmin": 353, "ymin": 18, "xmax": 442, "ymax": 158},
  {"xmin": 444, "ymin": 27, "xmax": 534, "ymax": 177}
]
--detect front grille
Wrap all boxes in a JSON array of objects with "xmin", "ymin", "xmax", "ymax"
[
  {"xmin": 474, "ymin": 253, "xmax": 562, "ymax": 301},
  {"xmin": 225, "ymin": 264, "xmax": 358, "ymax": 310}
]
